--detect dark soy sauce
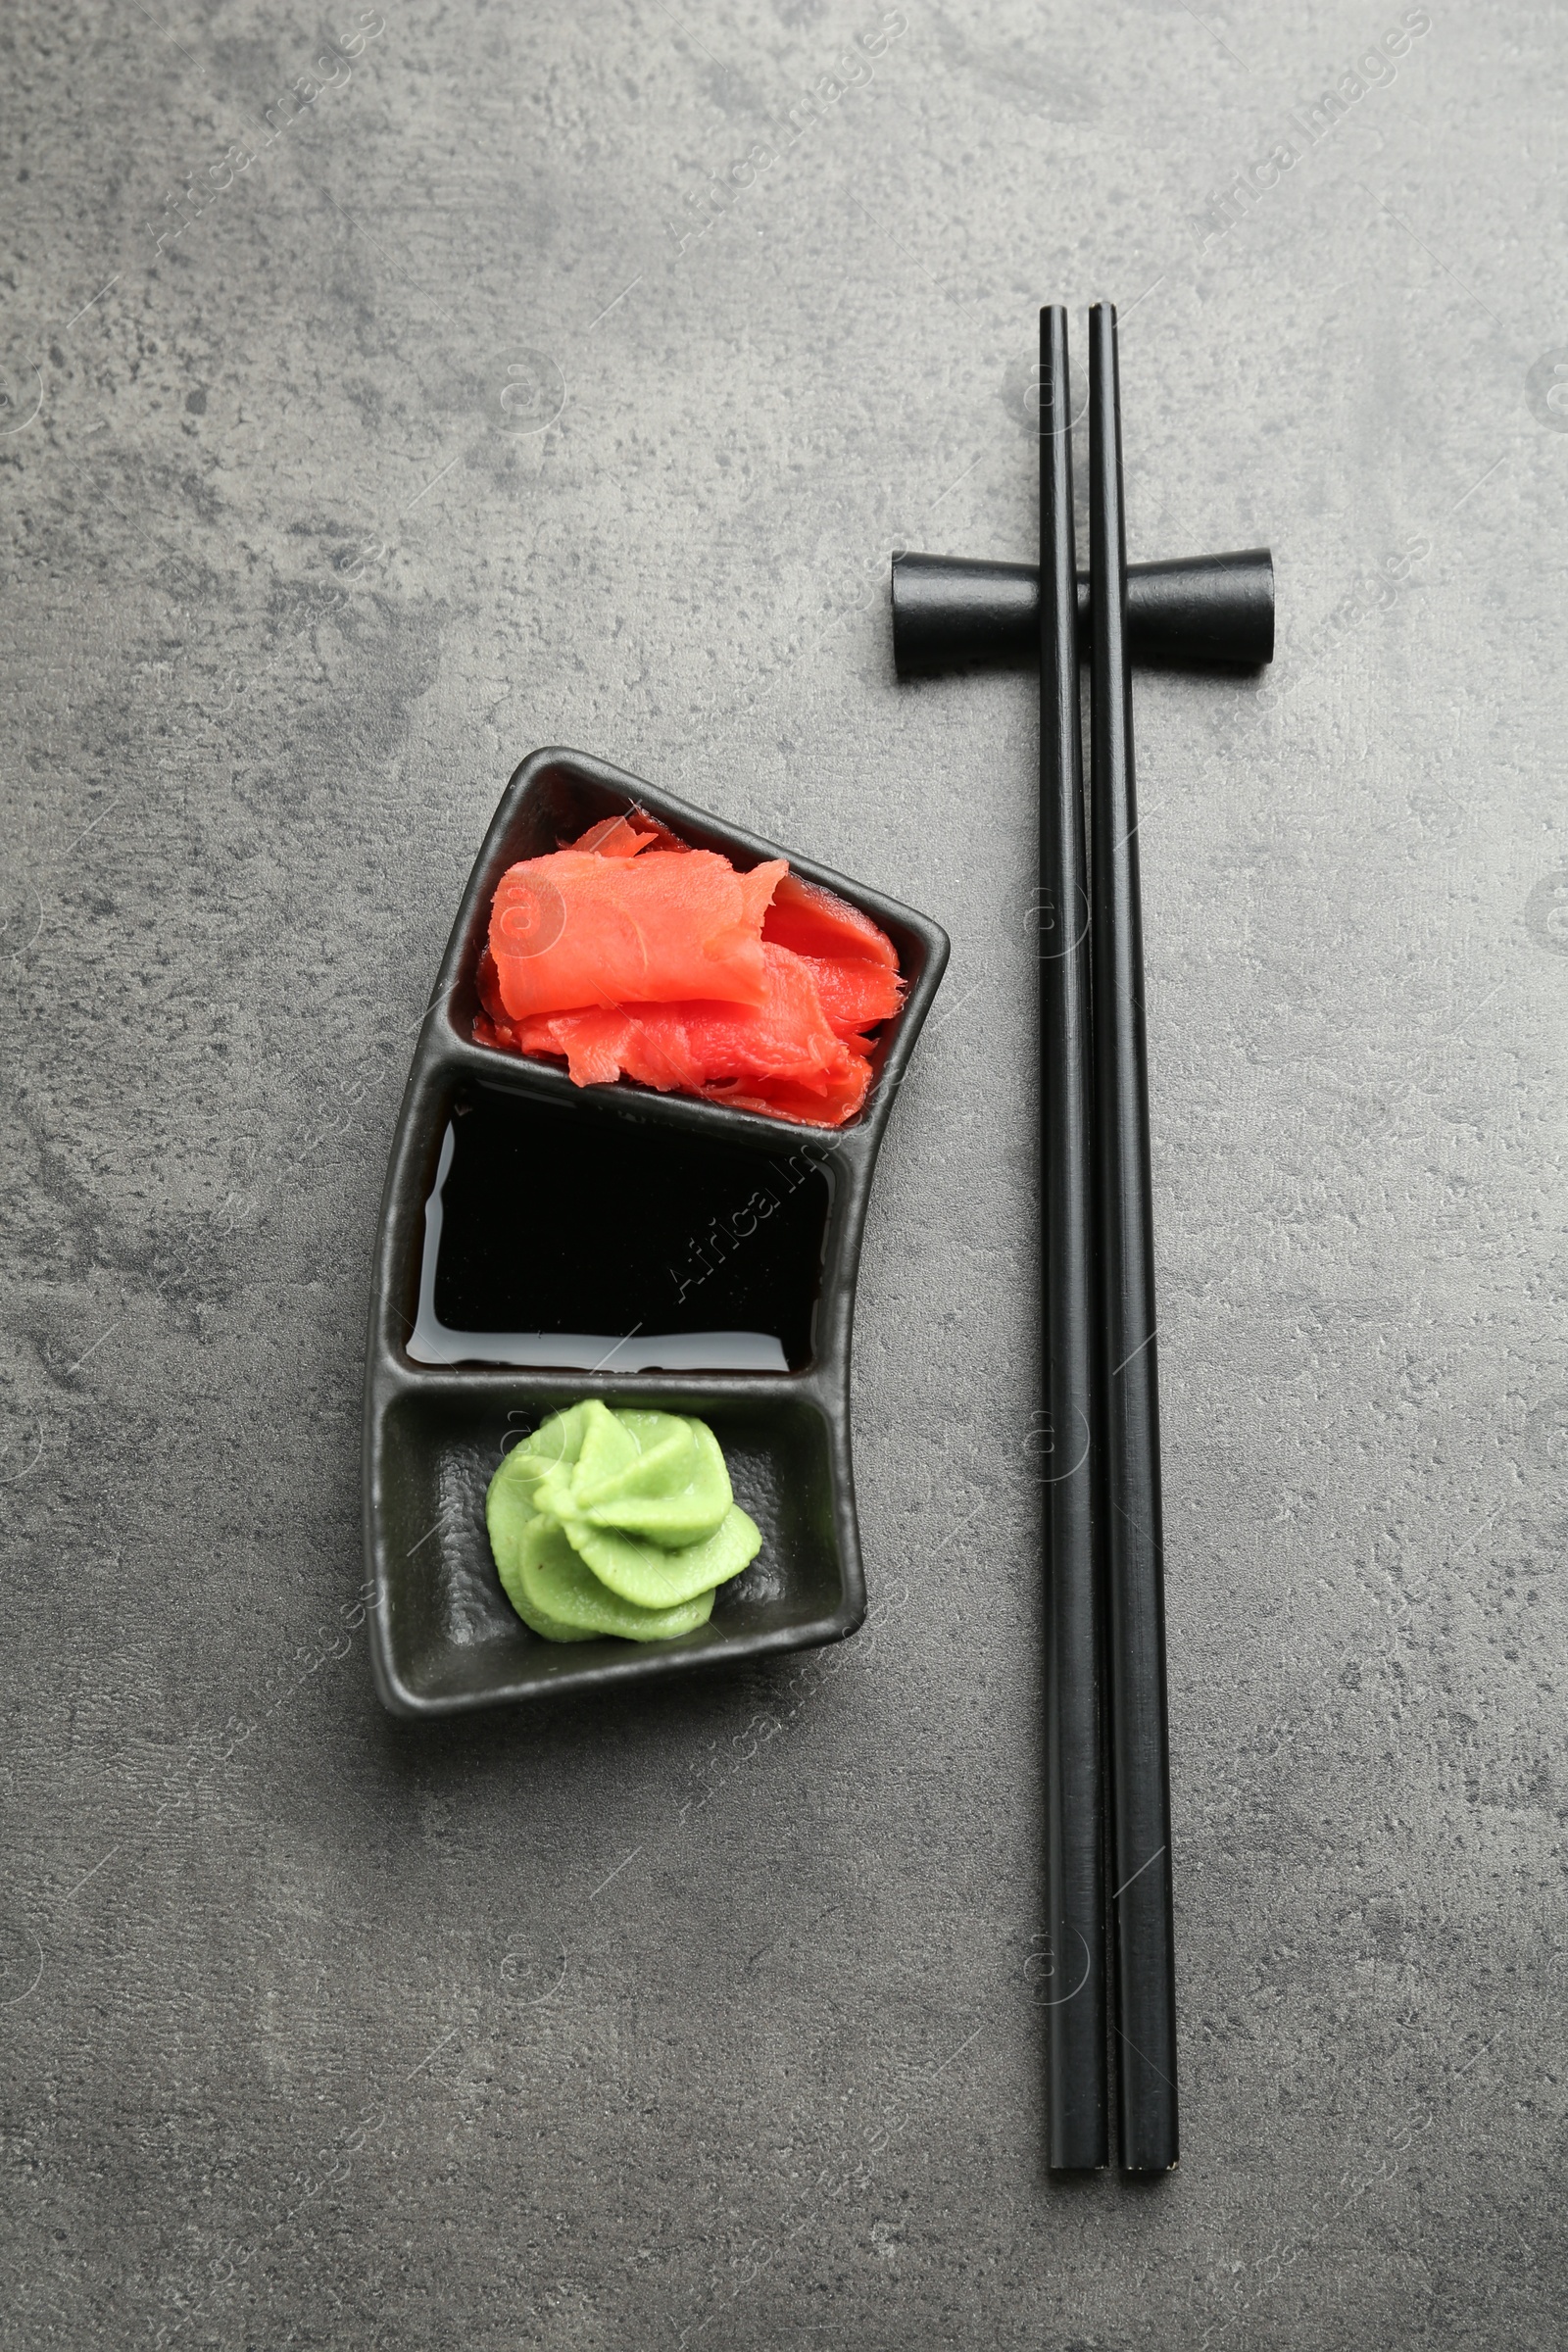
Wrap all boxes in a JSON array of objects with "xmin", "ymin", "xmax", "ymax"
[{"xmin": 410, "ymin": 1084, "xmax": 832, "ymax": 1372}]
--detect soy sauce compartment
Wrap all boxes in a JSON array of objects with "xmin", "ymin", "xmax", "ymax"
[{"xmin": 407, "ymin": 1081, "xmax": 834, "ymax": 1374}]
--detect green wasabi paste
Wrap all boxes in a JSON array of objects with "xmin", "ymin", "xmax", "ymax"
[{"xmin": 486, "ymin": 1400, "xmax": 761, "ymax": 1643}]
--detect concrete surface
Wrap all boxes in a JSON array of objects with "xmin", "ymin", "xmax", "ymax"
[{"xmin": 2, "ymin": 2, "xmax": 1565, "ymax": 2345}]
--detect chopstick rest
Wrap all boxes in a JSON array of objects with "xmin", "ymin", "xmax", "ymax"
[{"xmin": 892, "ymin": 546, "xmax": 1274, "ymax": 676}]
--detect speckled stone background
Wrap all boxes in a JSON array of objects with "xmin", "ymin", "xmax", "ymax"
[{"xmin": 3, "ymin": 2, "xmax": 1565, "ymax": 2345}]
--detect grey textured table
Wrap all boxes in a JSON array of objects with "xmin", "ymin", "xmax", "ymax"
[{"xmin": 3, "ymin": 4, "xmax": 1565, "ymax": 2345}]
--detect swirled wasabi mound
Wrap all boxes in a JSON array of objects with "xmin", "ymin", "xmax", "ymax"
[{"xmin": 486, "ymin": 1401, "xmax": 761, "ymax": 1643}]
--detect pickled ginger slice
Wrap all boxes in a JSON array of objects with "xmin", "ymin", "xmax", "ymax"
[
  {"xmin": 488, "ymin": 846, "xmax": 787, "ymax": 1020},
  {"xmin": 512, "ymin": 944, "xmax": 872, "ymax": 1126}
]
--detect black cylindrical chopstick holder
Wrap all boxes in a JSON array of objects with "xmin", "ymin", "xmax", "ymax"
[
  {"xmin": 1038, "ymin": 305, "xmax": 1108, "ymax": 2172},
  {"xmin": 1087, "ymin": 302, "xmax": 1179, "ymax": 2175},
  {"xmin": 892, "ymin": 546, "xmax": 1274, "ymax": 676}
]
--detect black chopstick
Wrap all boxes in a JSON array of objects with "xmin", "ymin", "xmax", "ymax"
[
  {"xmin": 1087, "ymin": 301, "xmax": 1179, "ymax": 2174},
  {"xmin": 1038, "ymin": 304, "xmax": 1108, "ymax": 2172}
]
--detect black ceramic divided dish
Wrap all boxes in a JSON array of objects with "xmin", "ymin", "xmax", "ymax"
[{"xmin": 363, "ymin": 748, "xmax": 950, "ymax": 1715}]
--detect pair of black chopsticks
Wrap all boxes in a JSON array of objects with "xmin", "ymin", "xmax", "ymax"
[{"xmin": 1039, "ymin": 304, "xmax": 1177, "ymax": 2175}]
